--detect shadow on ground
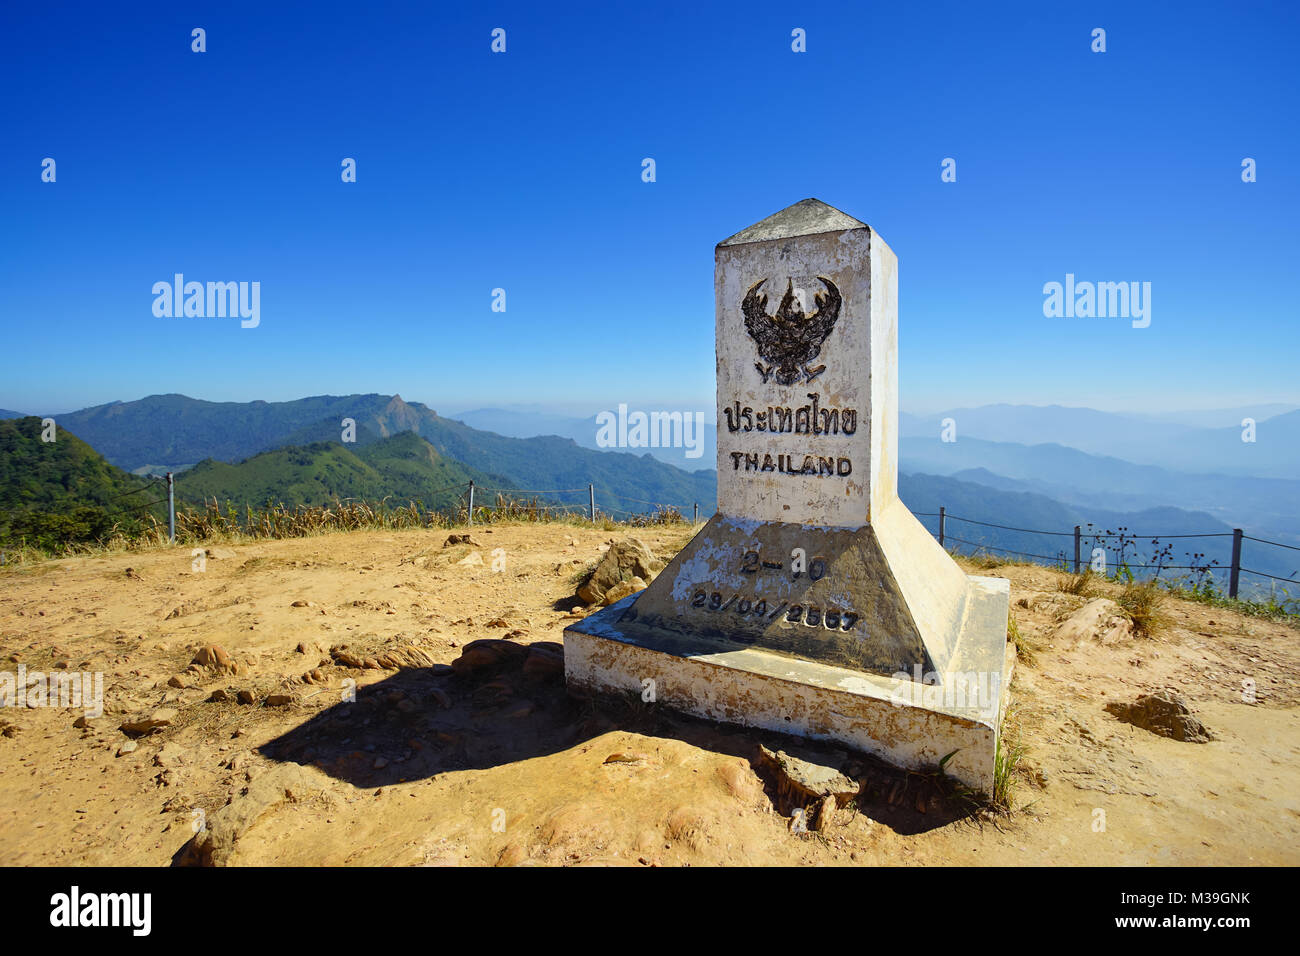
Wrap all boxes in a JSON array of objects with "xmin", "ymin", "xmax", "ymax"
[{"xmin": 257, "ymin": 638, "xmax": 974, "ymax": 836}]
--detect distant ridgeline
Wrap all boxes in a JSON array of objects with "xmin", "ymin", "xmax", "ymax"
[
  {"xmin": 0, "ymin": 417, "xmax": 163, "ymax": 551},
  {"xmin": 46, "ymin": 393, "xmax": 718, "ymax": 517},
  {"xmin": 1, "ymin": 396, "xmax": 1294, "ymax": 598}
]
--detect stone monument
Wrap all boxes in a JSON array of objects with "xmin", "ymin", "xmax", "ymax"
[{"xmin": 564, "ymin": 199, "xmax": 1012, "ymax": 791}]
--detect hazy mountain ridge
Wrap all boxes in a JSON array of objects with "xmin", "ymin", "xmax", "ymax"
[
  {"xmin": 47, "ymin": 393, "xmax": 718, "ymax": 517},
  {"xmin": 900, "ymin": 404, "xmax": 1300, "ymax": 478},
  {"xmin": 444, "ymin": 406, "xmax": 719, "ymax": 470},
  {"xmin": 900, "ymin": 435, "xmax": 1300, "ymax": 544}
]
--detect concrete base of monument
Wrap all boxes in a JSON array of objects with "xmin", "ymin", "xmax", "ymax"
[{"xmin": 563, "ymin": 575, "xmax": 1013, "ymax": 793}]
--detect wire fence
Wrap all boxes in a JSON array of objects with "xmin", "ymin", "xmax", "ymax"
[
  {"xmin": 914, "ymin": 508, "xmax": 1300, "ymax": 599},
  {"xmin": 77, "ymin": 472, "xmax": 1300, "ymax": 602}
]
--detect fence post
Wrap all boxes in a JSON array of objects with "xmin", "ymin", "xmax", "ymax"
[
  {"xmin": 938, "ymin": 507, "xmax": 945, "ymax": 548},
  {"xmin": 467, "ymin": 481, "xmax": 474, "ymax": 527},
  {"xmin": 588, "ymin": 483, "xmax": 595, "ymax": 523},
  {"xmin": 166, "ymin": 472, "xmax": 175, "ymax": 544},
  {"xmin": 693, "ymin": 502, "xmax": 699, "ymax": 524},
  {"xmin": 1073, "ymin": 526, "xmax": 1081, "ymax": 574},
  {"xmin": 1229, "ymin": 528, "xmax": 1242, "ymax": 598}
]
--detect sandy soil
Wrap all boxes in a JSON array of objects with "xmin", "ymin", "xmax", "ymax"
[{"xmin": 0, "ymin": 523, "xmax": 1296, "ymax": 866}]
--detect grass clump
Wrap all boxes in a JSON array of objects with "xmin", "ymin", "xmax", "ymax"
[
  {"xmin": 1007, "ymin": 617, "xmax": 1039, "ymax": 665},
  {"xmin": 1057, "ymin": 569, "xmax": 1098, "ymax": 597},
  {"xmin": 1116, "ymin": 579, "xmax": 1168, "ymax": 637}
]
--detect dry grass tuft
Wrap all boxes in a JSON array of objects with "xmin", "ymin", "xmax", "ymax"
[{"xmin": 1116, "ymin": 579, "xmax": 1168, "ymax": 637}]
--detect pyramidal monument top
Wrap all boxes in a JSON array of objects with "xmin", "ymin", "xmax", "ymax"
[{"xmin": 718, "ymin": 198, "xmax": 870, "ymax": 247}]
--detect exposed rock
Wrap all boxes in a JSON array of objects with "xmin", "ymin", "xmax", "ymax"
[
  {"xmin": 1055, "ymin": 598, "xmax": 1133, "ymax": 646},
  {"xmin": 756, "ymin": 744, "xmax": 860, "ymax": 820},
  {"xmin": 176, "ymin": 764, "xmax": 324, "ymax": 866},
  {"xmin": 120, "ymin": 708, "xmax": 177, "ymax": 737},
  {"xmin": 600, "ymin": 579, "xmax": 646, "ymax": 606},
  {"xmin": 576, "ymin": 538, "xmax": 663, "ymax": 605},
  {"xmin": 265, "ymin": 693, "xmax": 294, "ymax": 707},
  {"xmin": 444, "ymin": 534, "xmax": 482, "ymax": 548},
  {"xmin": 290, "ymin": 600, "xmax": 315, "ymax": 608},
  {"xmin": 374, "ymin": 645, "xmax": 439, "ymax": 669},
  {"xmin": 207, "ymin": 689, "xmax": 231, "ymax": 703},
  {"xmin": 330, "ymin": 646, "xmax": 365, "ymax": 669},
  {"xmin": 521, "ymin": 642, "xmax": 565, "ymax": 683},
  {"xmin": 450, "ymin": 639, "xmax": 530, "ymax": 679},
  {"xmin": 191, "ymin": 644, "xmax": 237, "ymax": 674},
  {"xmin": 1104, "ymin": 691, "xmax": 1215, "ymax": 743},
  {"xmin": 205, "ymin": 547, "xmax": 238, "ymax": 560},
  {"xmin": 236, "ymin": 690, "xmax": 257, "ymax": 706},
  {"xmin": 456, "ymin": 551, "xmax": 484, "ymax": 568}
]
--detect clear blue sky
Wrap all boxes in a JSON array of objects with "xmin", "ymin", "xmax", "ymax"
[{"xmin": 2, "ymin": 0, "xmax": 1296, "ymax": 417}]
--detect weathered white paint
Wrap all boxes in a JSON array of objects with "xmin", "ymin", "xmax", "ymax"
[{"xmin": 566, "ymin": 586, "xmax": 1014, "ymax": 792}]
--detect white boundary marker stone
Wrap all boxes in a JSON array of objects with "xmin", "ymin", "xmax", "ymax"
[{"xmin": 564, "ymin": 199, "xmax": 1012, "ymax": 792}]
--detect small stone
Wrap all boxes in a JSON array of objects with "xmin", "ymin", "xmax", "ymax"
[
  {"xmin": 191, "ymin": 644, "xmax": 235, "ymax": 673},
  {"xmin": 291, "ymin": 600, "xmax": 315, "ymax": 608},
  {"xmin": 1104, "ymin": 691, "xmax": 1214, "ymax": 743},
  {"xmin": 236, "ymin": 690, "xmax": 257, "ymax": 705},
  {"xmin": 116, "ymin": 740, "xmax": 138, "ymax": 756},
  {"xmin": 603, "ymin": 751, "xmax": 648, "ymax": 765},
  {"xmin": 265, "ymin": 693, "xmax": 294, "ymax": 707},
  {"xmin": 119, "ymin": 708, "xmax": 177, "ymax": 736}
]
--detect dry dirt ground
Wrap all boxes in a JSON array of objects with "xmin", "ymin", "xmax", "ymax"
[{"xmin": 0, "ymin": 522, "xmax": 1296, "ymax": 866}]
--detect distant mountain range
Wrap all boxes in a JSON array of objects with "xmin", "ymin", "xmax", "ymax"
[
  {"xmin": 442, "ymin": 401, "xmax": 1300, "ymax": 478},
  {"xmin": 899, "ymin": 403, "xmax": 1300, "ymax": 479},
  {"xmin": 21, "ymin": 394, "xmax": 717, "ymax": 517},
  {"xmin": 898, "ymin": 435, "xmax": 1300, "ymax": 543},
  {"xmin": 2, "ymin": 395, "xmax": 1295, "ymax": 593},
  {"xmin": 442, "ymin": 405, "xmax": 719, "ymax": 471}
]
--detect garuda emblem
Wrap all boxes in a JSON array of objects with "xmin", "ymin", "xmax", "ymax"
[{"xmin": 742, "ymin": 276, "xmax": 841, "ymax": 385}]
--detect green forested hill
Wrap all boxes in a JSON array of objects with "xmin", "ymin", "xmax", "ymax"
[
  {"xmin": 175, "ymin": 432, "xmax": 508, "ymax": 510},
  {"xmin": 52, "ymin": 393, "xmax": 718, "ymax": 515},
  {"xmin": 0, "ymin": 417, "xmax": 163, "ymax": 549}
]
